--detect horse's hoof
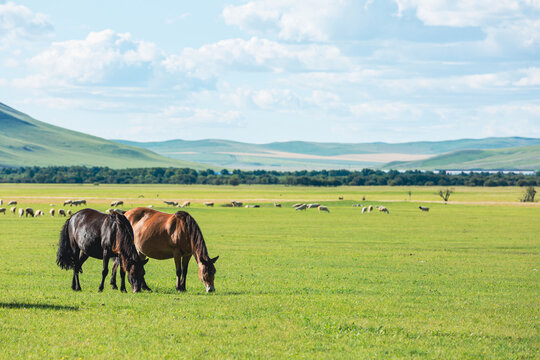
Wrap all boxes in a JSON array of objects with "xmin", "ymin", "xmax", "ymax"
[
  {"xmin": 121, "ymin": 289, "xmax": 127, "ymax": 293},
  {"xmin": 98, "ymin": 288, "xmax": 103, "ymax": 293},
  {"xmin": 111, "ymin": 285, "xmax": 118, "ymax": 290}
]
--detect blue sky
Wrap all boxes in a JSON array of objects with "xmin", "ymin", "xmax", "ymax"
[{"xmin": 1, "ymin": 0, "xmax": 539, "ymax": 143}]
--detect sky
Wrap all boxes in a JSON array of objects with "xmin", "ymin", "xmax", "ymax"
[{"xmin": 0, "ymin": 0, "xmax": 539, "ymax": 144}]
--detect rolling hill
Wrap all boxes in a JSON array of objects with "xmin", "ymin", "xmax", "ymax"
[
  {"xmin": 383, "ymin": 145, "xmax": 540, "ymax": 171},
  {"xmin": 116, "ymin": 137, "xmax": 540, "ymax": 170},
  {"xmin": 0, "ymin": 103, "xmax": 207, "ymax": 169},
  {"xmin": 2, "ymin": 102, "xmax": 538, "ymax": 171}
]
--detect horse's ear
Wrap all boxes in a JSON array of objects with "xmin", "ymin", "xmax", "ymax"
[{"xmin": 211, "ymin": 256, "xmax": 219, "ymax": 263}]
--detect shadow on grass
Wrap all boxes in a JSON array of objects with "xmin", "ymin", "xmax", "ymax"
[
  {"xmin": 148, "ymin": 287, "xmax": 247, "ymax": 296},
  {"xmin": 0, "ymin": 302, "xmax": 79, "ymax": 311}
]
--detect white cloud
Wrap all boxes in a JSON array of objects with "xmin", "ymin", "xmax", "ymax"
[
  {"xmin": 515, "ymin": 67, "xmax": 540, "ymax": 86},
  {"xmin": 14, "ymin": 29, "xmax": 160, "ymax": 88},
  {"xmin": 21, "ymin": 96, "xmax": 130, "ymax": 112},
  {"xmin": 222, "ymin": 0, "xmax": 349, "ymax": 42},
  {"xmin": 3, "ymin": 58, "xmax": 18, "ymax": 67},
  {"xmin": 162, "ymin": 37, "xmax": 350, "ymax": 79},
  {"xmin": 0, "ymin": 2, "xmax": 53, "ymax": 43},
  {"xmin": 350, "ymin": 102, "xmax": 423, "ymax": 121},
  {"xmin": 159, "ymin": 105, "xmax": 243, "ymax": 126},
  {"xmin": 395, "ymin": 0, "xmax": 540, "ymax": 54},
  {"xmin": 394, "ymin": 0, "xmax": 538, "ymax": 27},
  {"xmin": 222, "ymin": 87, "xmax": 302, "ymax": 110}
]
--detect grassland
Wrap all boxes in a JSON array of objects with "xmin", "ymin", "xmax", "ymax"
[{"xmin": 0, "ymin": 184, "xmax": 538, "ymax": 359}]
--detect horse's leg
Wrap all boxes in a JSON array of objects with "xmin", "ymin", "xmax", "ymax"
[
  {"xmin": 141, "ymin": 269, "xmax": 152, "ymax": 292},
  {"xmin": 71, "ymin": 269, "xmax": 77, "ymax": 291},
  {"xmin": 120, "ymin": 265, "xmax": 127, "ymax": 293},
  {"xmin": 180, "ymin": 255, "xmax": 192, "ymax": 291},
  {"xmin": 110, "ymin": 258, "xmax": 119, "ymax": 290},
  {"xmin": 73, "ymin": 251, "xmax": 88, "ymax": 291},
  {"xmin": 176, "ymin": 254, "xmax": 191, "ymax": 292},
  {"xmin": 174, "ymin": 251, "xmax": 184, "ymax": 292},
  {"xmin": 98, "ymin": 253, "xmax": 110, "ymax": 292}
]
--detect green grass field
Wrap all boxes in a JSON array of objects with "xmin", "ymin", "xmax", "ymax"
[{"xmin": 0, "ymin": 185, "xmax": 538, "ymax": 359}]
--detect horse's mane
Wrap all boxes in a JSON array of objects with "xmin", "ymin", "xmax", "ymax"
[
  {"xmin": 111, "ymin": 211, "xmax": 138, "ymax": 269},
  {"xmin": 174, "ymin": 211, "xmax": 210, "ymax": 263}
]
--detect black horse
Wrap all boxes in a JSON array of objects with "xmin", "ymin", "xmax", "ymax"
[{"xmin": 56, "ymin": 208, "xmax": 147, "ymax": 292}]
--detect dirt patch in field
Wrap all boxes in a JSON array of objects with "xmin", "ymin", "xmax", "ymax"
[{"xmin": 217, "ymin": 151, "xmax": 432, "ymax": 162}]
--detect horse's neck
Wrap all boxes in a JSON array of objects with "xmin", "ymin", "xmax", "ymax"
[{"xmin": 191, "ymin": 234, "xmax": 209, "ymax": 264}]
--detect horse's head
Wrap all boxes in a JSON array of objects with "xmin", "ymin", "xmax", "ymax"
[
  {"xmin": 199, "ymin": 256, "xmax": 219, "ymax": 292},
  {"xmin": 127, "ymin": 257, "xmax": 148, "ymax": 293}
]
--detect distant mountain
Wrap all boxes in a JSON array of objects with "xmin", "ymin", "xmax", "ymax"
[
  {"xmin": 3, "ymin": 101, "xmax": 538, "ymax": 171},
  {"xmin": 116, "ymin": 137, "xmax": 540, "ymax": 170},
  {"xmin": 383, "ymin": 145, "xmax": 540, "ymax": 171},
  {"xmin": 0, "ymin": 103, "xmax": 208, "ymax": 169}
]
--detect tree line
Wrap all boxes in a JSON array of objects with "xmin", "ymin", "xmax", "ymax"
[{"xmin": 0, "ymin": 166, "xmax": 538, "ymax": 187}]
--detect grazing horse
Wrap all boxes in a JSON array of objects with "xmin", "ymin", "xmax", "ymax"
[
  {"xmin": 56, "ymin": 208, "xmax": 146, "ymax": 292},
  {"xmin": 8, "ymin": 200, "xmax": 17, "ymax": 206},
  {"xmin": 419, "ymin": 206, "xmax": 430, "ymax": 212},
  {"xmin": 0, "ymin": 207, "xmax": 5, "ymax": 215},
  {"xmin": 18, "ymin": 208, "xmax": 24, "ymax": 217},
  {"xmin": 58, "ymin": 209, "xmax": 66, "ymax": 217},
  {"xmin": 10, "ymin": 207, "xmax": 16, "ymax": 215},
  {"xmin": 378, "ymin": 206, "xmax": 389, "ymax": 214},
  {"xmin": 50, "ymin": 209, "xmax": 55, "ymax": 217},
  {"xmin": 110, "ymin": 200, "xmax": 124, "ymax": 207},
  {"xmin": 110, "ymin": 208, "xmax": 218, "ymax": 293},
  {"xmin": 25, "ymin": 208, "xmax": 34, "ymax": 217}
]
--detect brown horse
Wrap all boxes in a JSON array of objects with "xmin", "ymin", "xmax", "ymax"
[{"xmin": 110, "ymin": 208, "xmax": 218, "ymax": 292}]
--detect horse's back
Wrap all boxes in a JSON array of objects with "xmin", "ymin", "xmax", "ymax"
[
  {"xmin": 125, "ymin": 207, "xmax": 179, "ymax": 259},
  {"xmin": 70, "ymin": 208, "xmax": 111, "ymax": 259}
]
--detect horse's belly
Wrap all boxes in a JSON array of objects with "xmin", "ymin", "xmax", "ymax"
[
  {"xmin": 138, "ymin": 243, "xmax": 174, "ymax": 260},
  {"xmin": 82, "ymin": 245, "xmax": 104, "ymax": 259}
]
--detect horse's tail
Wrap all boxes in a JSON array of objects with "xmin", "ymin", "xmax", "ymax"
[{"xmin": 56, "ymin": 218, "xmax": 76, "ymax": 271}]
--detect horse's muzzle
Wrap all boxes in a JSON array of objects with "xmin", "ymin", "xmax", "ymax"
[{"xmin": 206, "ymin": 285, "xmax": 215, "ymax": 293}]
